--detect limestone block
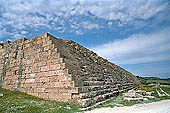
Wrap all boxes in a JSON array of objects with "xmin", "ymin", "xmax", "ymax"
[
  {"xmin": 31, "ymin": 93, "xmax": 38, "ymax": 97},
  {"xmin": 49, "ymin": 64, "xmax": 60, "ymax": 70},
  {"xmin": 38, "ymin": 61, "xmax": 47, "ymax": 67},
  {"xmin": 41, "ymin": 54, "xmax": 49, "ymax": 61},
  {"xmin": 36, "ymin": 72, "xmax": 46, "ymax": 78},
  {"xmin": 50, "ymin": 52, "xmax": 60, "ymax": 60},
  {"xmin": 123, "ymin": 92, "xmax": 136, "ymax": 98},
  {"xmin": 62, "ymin": 93, "xmax": 71, "ymax": 100},
  {"xmin": 43, "ymin": 71, "xmax": 53, "ymax": 76},
  {"xmin": 80, "ymin": 98, "xmax": 92, "ymax": 107},
  {"xmin": 146, "ymin": 92, "xmax": 152, "ymax": 96},
  {"xmin": 38, "ymin": 92, "xmax": 48, "ymax": 99},
  {"xmin": 41, "ymin": 66, "xmax": 50, "ymax": 72},
  {"xmin": 45, "ymin": 82, "xmax": 56, "ymax": 88},
  {"xmin": 34, "ymin": 88, "xmax": 46, "ymax": 92},
  {"xmin": 44, "ymin": 45, "xmax": 51, "ymax": 51},
  {"xmin": 70, "ymin": 87, "xmax": 79, "ymax": 93},
  {"xmin": 51, "ymin": 70, "xmax": 64, "ymax": 76},
  {"xmin": 27, "ymin": 60, "xmax": 33, "ymax": 64},
  {"xmin": 22, "ymin": 83, "xmax": 32, "ymax": 87},
  {"xmin": 49, "ymin": 75, "xmax": 60, "ymax": 82},
  {"xmin": 53, "ymin": 82, "xmax": 63, "ymax": 87},
  {"xmin": 39, "ymin": 77, "xmax": 49, "ymax": 83},
  {"xmin": 60, "ymin": 63, "xmax": 65, "ymax": 69},
  {"xmin": 25, "ymin": 79, "xmax": 35, "ymax": 84},
  {"xmin": 58, "ymin": 89, "xmax": 70, "ymax": 93},
  {"xmin": 59, "ymin": 58, "xmax": 63, "ymax": 63},
  {"xmin": 48, "ymin": 92, "xmax": 57, "ymax": 99},
  {"xmin": 53, "ymin": 81, "xmax": 72, "ymax": 88},
  {"xmin": 45, "ymin": 87, "xmax": 60, "ymax": 93},
  {"xmin": 36, "ymin": 82, "xmax": 47, "ymax": 88}
]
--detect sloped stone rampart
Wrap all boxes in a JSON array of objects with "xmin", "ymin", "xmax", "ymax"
[{"xmin": 0, "ymin": 33, "xmax": 140, "ymax": 107}]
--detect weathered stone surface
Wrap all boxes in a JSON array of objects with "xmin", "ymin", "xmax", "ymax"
[
  {"xmin": 0, "ymin": 33, "xmax": 140, "ymax": 107},
  {"xmin": 123, "ymin": 89, "xmax": 154, "ymax": 102}
]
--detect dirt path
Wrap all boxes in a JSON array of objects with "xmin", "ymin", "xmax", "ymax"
[{"xmin": 85, "ymin": 99, "xmax": 170, "ymax": 113}]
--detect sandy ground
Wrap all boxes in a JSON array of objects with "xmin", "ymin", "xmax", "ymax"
[{"xmin": 85, "ymin": 100, "xmax": 170, "ymax": 113}]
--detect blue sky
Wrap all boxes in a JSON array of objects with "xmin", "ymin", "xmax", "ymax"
[{"xmin": 0, "ymin": 0, "xmax": 170, "ymax": 78}]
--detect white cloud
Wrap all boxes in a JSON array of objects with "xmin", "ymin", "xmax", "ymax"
[
  {"xmin": 0, "ymin": 0, "xmax": 168, "ymax": 36},
  {"xmin": 0, "ymin": 28, "xmax": 12, "ymax": 39},
  {"xmin": 13, "ymin": 34, "xmax": 25, "ymax": 40},
  {"xmin": 75, "ymin": 30, "xmax": 83, "ymax": 35},
  {"xmin": 80, "ymin": 21, "xmax": 101, "ymax": 30},
  {"xmin": 20, "ymin": 30, "xmax": 28, "ymax": 35},
  {"xmin": 0, "ymin": 28, "xmax": 26, "ymax": 42},
  {"xmin": 91, "ymin": 28, "xmax": 170, "ymax": 64},
  {"xmin": 85, "ymin": 0, "xmax": 169, "ymax": 23},
  {"xmin": 107, "ymin": 22, "xmax": 113, "ymax": 28}
]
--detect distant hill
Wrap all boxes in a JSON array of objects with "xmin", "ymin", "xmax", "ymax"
[{"xmin": 136, "ymin": 76, "xmax": 170, "ymax": 85}]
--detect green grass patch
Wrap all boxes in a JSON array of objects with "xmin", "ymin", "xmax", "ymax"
[
  {"xmin": 136, "ymin": 76, "xmax": 170, "ymax": 85},
  {"xmin": 161, "ymin": 87, "xmax": 170, "ymax": 94},
  {"xmin": 0, "ymin": 88, "xmax": 81, "ymax": 113},
  {"xmin": 138, "ymin": 85, "xmax": 154, "ymax": 92}
]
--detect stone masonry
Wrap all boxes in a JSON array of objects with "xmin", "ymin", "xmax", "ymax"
[{"xmin": 0, "ymin": 33, "xmax": 140, "ymax": 107}]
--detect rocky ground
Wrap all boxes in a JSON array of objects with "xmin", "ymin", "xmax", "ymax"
[{"xmin": 85, "ymin": 99, "xmax": 170, "ymax": 113}]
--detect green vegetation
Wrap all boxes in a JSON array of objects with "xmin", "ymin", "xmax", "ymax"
[
  {"xmin": 138, "ymin": 85, "xmax": 154, "ymax": 92},
  {"xmin": 138, "ymin": 85, "xmax": 170, "ymax": 100},
  {"xmin": 161, "ymin": 87, "xmax": 170, "ymax": 94},
  {"xmin": 0, "ymin": 88, "xmax": 81, "ymax": 113},
  {"xmin": 136, "ymin": 76, "xmax": 170, "ymax": 85},
  {"xmin": 94, "ymin": 84, "xmax": 170, "ymax": 110},
  {"xmin": 137, "ymin": 76, "xmax": 170, "ymax": 100}
]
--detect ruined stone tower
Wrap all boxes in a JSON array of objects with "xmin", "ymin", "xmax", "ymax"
[{"xmin": 0, "ymin": 33, "xmax": 140, "ymax": 107}]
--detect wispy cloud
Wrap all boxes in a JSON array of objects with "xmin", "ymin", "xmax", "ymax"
[
  {"xmin": 0, "ymin": 0, "xmax": 169, "ymax": 39},
  {"xmin": 0, "ymin": 28, "xmax": 26, "ymax": 42},
  {"xmin": 91, "ymin": 27, "xmax": 170, "ymax": 64},
  {"xmin": 80, "ymin": 0, "xmax": 169, "ymax": 23},
  {"xmin": 80, "ymin": 22, "xmax": 101, "ymax": 30}
]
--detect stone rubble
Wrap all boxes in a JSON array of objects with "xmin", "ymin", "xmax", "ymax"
[{"xmin": 123, "ymin": 89, "xmax": 154, "ymax": 102}]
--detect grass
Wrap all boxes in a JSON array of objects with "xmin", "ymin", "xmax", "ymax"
[
  {"xmin": 161, "ymin": 87, "xmax": 170, "ymax": 94},
  {"xmin": 1, "ymin": 84, "xmax": 170, "ymax": 113},
  {"xmin": 0, "ymin": 88, "xmax": 81, "ymax": 113},
  {"xmin": 138, "ymin": 85, "xmax": 154, "ymax": 92},
  {"xmin": 137, "ymin": 76, "xmax": 170, "ymax": 85},
  {"xmin": 138, "ymin": 85, "xmax": 170, "ymax": 100}
]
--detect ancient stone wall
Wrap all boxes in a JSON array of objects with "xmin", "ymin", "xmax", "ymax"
[
  {"xmin": 0, "ymin": 34, "xmax": 78, "ymax": 102},
  {"xmin": 49, "ymin": 37, "xmax": 140, "ymax": 106},
  {"xmin": 0, "ymin": 33, "xmax": 140, "ymax": 107}
]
